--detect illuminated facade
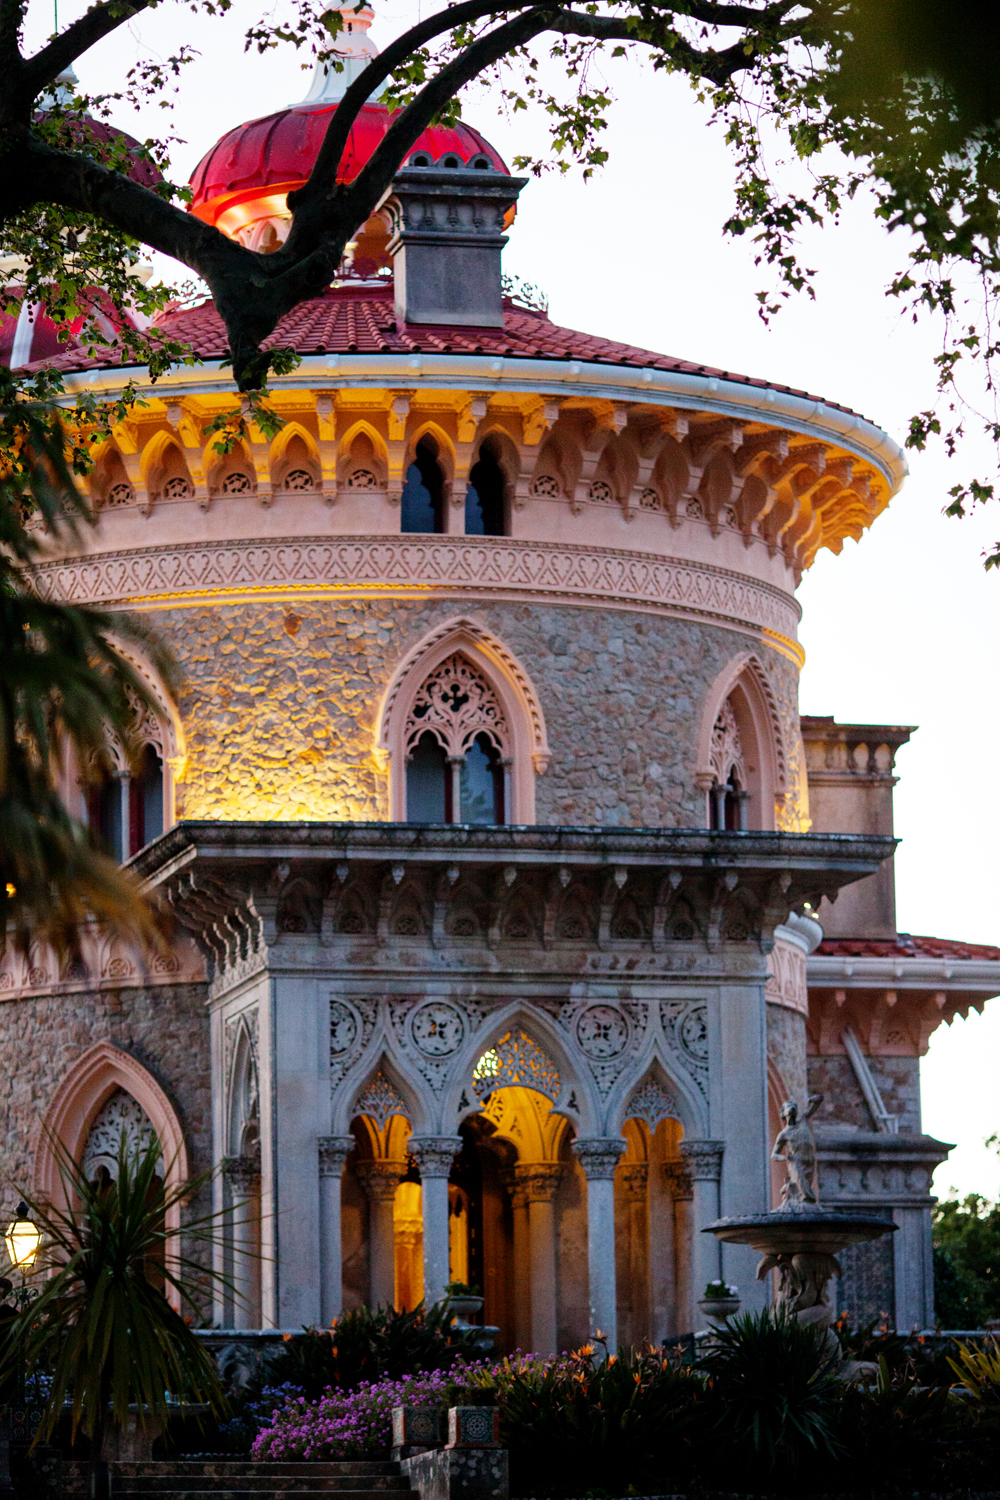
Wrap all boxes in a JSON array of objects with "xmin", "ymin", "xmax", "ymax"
[{"xmin": 4, "ymin": 10, "xmax": 999, "ymax": 1341}]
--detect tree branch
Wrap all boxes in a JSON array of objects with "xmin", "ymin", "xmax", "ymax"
[
  {"xmin": 549, "ymin": 10, "xmax": 765, "ymax": 85},
  {"xmin": 16, "ymin": 0, "xmax": 156, "ymax": 112}
]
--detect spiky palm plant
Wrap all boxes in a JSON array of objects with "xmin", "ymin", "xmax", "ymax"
[
  {"xmin": 0, "ymin": 387, "xmax": 175, "ymax": 955},
  {"xmin": 5, "ymin": 1132, "xmax": 229, "ymax": 1478}
]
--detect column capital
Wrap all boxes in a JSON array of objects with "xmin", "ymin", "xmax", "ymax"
[
  {"xmin": 679, "ymin": 1138, "xmax": 724, "ymax": 1181},
  {"xmin": 572, "ymin": 1136, "xmax": 626, "ymax": 1180},
  {"xmin": 515, "ymin": 1161, "xmax": 564, "ymax": 1203},
  {"xmin": 318, "ymin": 1135, "xmax": 355, "ymax": 1179},
  {"xmin": 355, "ymin": 1159, "xmax": 408, "ymax": 1203},
  {"xmin": 663, "ymin": 1160, "xmax": 693, "ymax": 1200},
  {"xmin": 409, "ymin": 1135, "xmax": 463, "ymax": 1178},
  {"xmin": 618, "ymin": 1162, "xmax": 649, "ymax": 1200},
  {"xmin": 223, "ymin": 1154, "xmax": 261, "ymax": 1194}
]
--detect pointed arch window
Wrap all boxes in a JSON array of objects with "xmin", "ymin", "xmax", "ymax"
[
  {"xmin": 708, "ymin": 697, "xmax": 750, "ymax": 831},
  {"xmin": 465, "ymin": 449, "xmax": 506, "ymax": 536},
  {"xmin": 86, "ymin": 700, "xmax": 168, "ymax": 862},
  {"xmin": 404, "ymin": 654, "xmax": 509, "ymax": 825},
  {"xmin": 401, "ymin": 439, "xmax": 445, "ymax": 533}
]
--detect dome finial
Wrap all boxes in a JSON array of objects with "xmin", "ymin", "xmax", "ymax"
[{"xmin": 296, "ymin": 5, "xmax": 382, "ymax": 107}]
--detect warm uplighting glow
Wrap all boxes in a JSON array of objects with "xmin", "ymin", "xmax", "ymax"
[
  {"xmin": 472, "ymin": 1048, "xmax": 499, "ymax": 1085},
  {"xmin": 4, "ymin": 884, "xmax": 14, "ymax": 898},
  {"xmin": 4, "ymin": 1203, "xmax": 40, "ymax": 1270}
]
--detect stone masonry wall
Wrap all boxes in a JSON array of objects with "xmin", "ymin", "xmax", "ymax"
[
  {"xmin": 767, "ymin": 1003, "xmax": 808, "ymax": 1107},
  {"xmin": 807, "ymin": 1054, "xmax": 922, "ymax": 1135},
  {"xmin": 0, "ymin": 981, "xmax": 211, "ymax": 1219},
  {"xmin": 161, "ymin": 596, "xmax": 801, "ymax": 829}
]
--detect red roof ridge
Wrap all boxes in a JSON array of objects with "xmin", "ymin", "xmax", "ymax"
[{"xmin": 815, "ymin": 933, "xmax": 1000, "ymax": 962}]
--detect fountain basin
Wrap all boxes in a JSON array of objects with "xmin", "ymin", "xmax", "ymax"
[{"xmin": 704, "ymin": 1208, "xmax": 897, "ymax": 1256}]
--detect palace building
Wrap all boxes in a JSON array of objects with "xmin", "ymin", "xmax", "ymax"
[{"xmin": 4, "ymin": 8, "xmax": 999, "ymax": 1346}]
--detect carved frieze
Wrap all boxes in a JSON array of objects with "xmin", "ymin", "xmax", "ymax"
[{"xmin": 659, "ymin": 1001, "xmax": 710, "ymax": 1099}]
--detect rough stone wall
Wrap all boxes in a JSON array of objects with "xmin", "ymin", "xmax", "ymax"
[
  {"xmin": 807, "ymin": 1054, "xmax": 922, "ymax": 1135},
  {"xmin": 162, "ymin": 596, "xmax": 800, "ymax": 828},
  {"xmin": 766, "ymin": 1003, "xmax": 808, "ymax": 1107},
  {"xmin": 0, "ymin": 980, "xmax": 211, "ymax": 1221}
]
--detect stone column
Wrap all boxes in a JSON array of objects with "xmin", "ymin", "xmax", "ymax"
[
  {"xmin": 664, "ymin": 1160, "xmax": 694, "ymax": 1334},
  {"xmin": 517, "ymin": 1163, "xmax": 563, "ymax": 1356},
  {"xmin": 502, "ymin": 1170, "xmax": 532, "ymax": 1351},
  {"xmin": 572, "ymin": 1137, "xmax": 626, "ymax": 1348},
  {"xmin": 223, "ymin": 1155, "xmax": 261, "ymax": 1330},
  {"xmin": 680, "ymin": 1140, "xmax": 724, "ymax": 1306},
  {"xmin": 356, "ymin": 1160, "xmax": 407, "ymax": 1309},
  {"xmin": 619, "ymin": 1163, "xmax": 650, "ymax": 1346},
  {"xmin": 317, "ymin": 1136, "xmax": 353, "ymax": 1325},
  {"xmin": 409, "ymin": 1137, "xmax": 462, "ymax": 1305}
]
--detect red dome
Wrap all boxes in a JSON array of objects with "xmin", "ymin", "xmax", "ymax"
[
  {"xmin": 36, "ymin": 112, "xmax": 163, "ymax": 190},
  {"xmin": 189, "ymin": 100, "xmax": 508, "ymax": 236}
]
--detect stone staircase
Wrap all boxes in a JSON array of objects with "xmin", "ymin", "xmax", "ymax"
[{"xmin": 61, "ymin": 1457, "xmax": 417, "ymax": 1500}]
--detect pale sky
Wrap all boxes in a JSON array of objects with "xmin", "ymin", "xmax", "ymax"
[{"xmin": 23, "ymin": 0, "xmax": 1000, "ymax": 1202}]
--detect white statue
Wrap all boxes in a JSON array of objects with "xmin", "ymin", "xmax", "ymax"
[{"xmin": 771, "ymin": 1093, "xmax": 823, "ymax": 1207}]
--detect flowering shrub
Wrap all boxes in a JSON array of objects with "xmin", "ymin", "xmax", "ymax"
[
  {"xmin": 217, "ymin": 1382, "xmax": 306, "ymax": 1453},
  {"xmin": 251, "ymin": 1367, "xmax": 483, "ymax": 1463}
]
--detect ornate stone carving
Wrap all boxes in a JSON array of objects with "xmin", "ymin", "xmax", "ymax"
[
  {"xmin": 411, "ymin": 1001, "xmax": 466, "ymax": 1058},
  {"xmin": 625, "ymin": 1074, "xmax": 680, "ymax": 1132},
  {"xmin": 408, "ymin": 1136, "xmax": 463, "ymax": 1177},
  {"xmin": 772, "ymin": 1095, "xmax": 823, "ymax": 1206},
  {"xmin": 355, "ymin": 1069, "xmax": 409, "ymax": 1130},
  {"xmin": 356, "ymin": 1159, "xmax": 407, "ymax": 1202},
  {"xmin": 679, "ymin": 1138, "xmax": 724, "ymax": 1181},
  {"xmin": 330, "ymin": 996, "xmax": 377, "ymax": 1094},
  {"xmin": 618, "ymin": 1162, "xmax": 649, "ymax": 1201},
  {"xmin": 404, "ymin": 653, "xmax": 509, "ymax": 760},
  {"xmin": 472, "ymin": 1029, "xmax": 560, "ymax": 1103},
  {"xmin": 82, "ymin": 1090, "xmax": 160, "ymax": 1181},
  {"xmin": 576, "ymin": 1004, "xmax": 629, "ymax": 1060},
  {"xmin": 660, "ymin": 1001, "xmax": 709, "ymax": 1099},
  {"xmin": 318, "ymin": 1135, "xmax": 355, "ymax": 1178},
  {"xmin": 28, "ymin": 535, "xmax": 802, "ymax": 644},
  {"xmin": 514, "ymin": 1162, "xmax": 564, "ymax": 1202},
  {"xmin": 572, "ymin": 1136, "xmax": 626, "ymax": 1179},
  {"xmin": 710, "ymin": 697, "xmax": 746, "ymax": 789},
  {"xmin": 663, "ymin": 1160, "xmax": 693, "ymax": 1201}
]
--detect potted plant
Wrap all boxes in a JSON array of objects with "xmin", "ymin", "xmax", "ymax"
[
  {"xmin": 698, "ymin": 1280, "xmax": 741, "ymax": 1328},
  {"xmin": 443, "ymin": 1280, "xmax": 483, "ymax": 1329}
]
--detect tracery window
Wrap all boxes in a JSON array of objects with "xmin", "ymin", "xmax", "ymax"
[
  {"xmin": 465, "ymin": 449, "xmax": 506, "ymax": 536},
  {"xmin": 401, "ymin": 439, "xmax": 445, "ymax": 533},
  {"xmin": 86, "ymin": 695, "xmax": 167, "ymax": 861},
  {"xmin": 708, "ymin": 697, "xmax": 749, "ymax": 831},
  {"xmin": 404, "ymin": 654, "xmax": 509, "ymax": 825},
  {"xmin": 82, "ymin": 1089, "xmax": 160, "ymax": 1183}
]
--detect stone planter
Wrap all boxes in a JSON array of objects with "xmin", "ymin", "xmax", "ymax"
[
  {"xmin": 697, "ymin": 1295, "xmax": 741, "ymax": 1329},
  {"xmin": 445, "ymin": 1295, "xmax": 483, "ymax": 1329}
]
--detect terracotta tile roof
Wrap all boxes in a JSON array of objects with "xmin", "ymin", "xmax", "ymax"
[
  {"xmin": 25, "ymin": 284, "xmax": 862, "ymax": 417},
  {"xmin": 816, "ymin": 934, "xmax": 1000, "ymax": 962}
]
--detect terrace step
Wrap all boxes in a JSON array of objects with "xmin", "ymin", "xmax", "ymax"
[{"xmin": 60, "ymin": 1458, "xmax": 415, "ymax": 1499}]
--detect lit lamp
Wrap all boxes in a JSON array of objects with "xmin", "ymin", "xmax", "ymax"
[{"xmin": 4, "ymin": 1202, "xmax": 39, "ymax": 1272}]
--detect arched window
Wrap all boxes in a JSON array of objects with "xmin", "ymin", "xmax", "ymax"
[
  {"xmin": 88, "ymin": 764, "xmax": 124, "ymax": 860},
  {"xmin": 401, "ymin": 439, "xmax": 445, "ymax": 533},
  {"xmin": 406, "ymin": 730, "xmax": 451, "ymax": 823},
  {"xmin": 708, "ymin": 697, "xmax": 750, "ymax": 831},
  {"xmin": 465, "ymin": 449, "xmax": 506, "ymax": 536},
  {"xmin": 403, "ymin": 654, "xmax": 509, "ymax": 825},
  {"xmin": 129, "ymin": 742, "xmax": 164, "ymax": 854}
]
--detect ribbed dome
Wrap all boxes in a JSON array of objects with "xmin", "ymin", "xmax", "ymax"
[{"xmin": 189, "ymin": 101, "xmax": 508, "ymax": 238}]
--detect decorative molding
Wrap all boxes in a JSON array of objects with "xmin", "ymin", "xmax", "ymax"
[
  {"xmin": 514, "ymin": 1162, "xmax": 564, "ymax": 1202},
  {"xmin": 403, "ymin": 653, "xmax": 510, "ymax": 760},
  {"xmin": 355, "ymin": 1159, "xmax": 408, "ymax": 1202},
  {"xmin": 625, "ymin": 1074, "xmax": 681, "ymax": 1132},
  {"xmin": 329, "ymin": 997, "xmax": 377, "ymax": 1093},
  {"xmin": 679, "ymin": 1138, "xmax": 725, "ymax": 1181},
  {"xmin": 408, "ymin": 1135, "xmax": 463, "ymax": 1177},
  {"xmin": 663, "ymin": 1160, "xmax": 693, "ymax": 1200},
  {"xmin": 81, "ymin": 1089, "xmax": 159, "ymax": 1181},
  {"xmin": 572, "ymin": 1136, "xmax": 627, "ymax": 1179},
  {"xmin": 318, "ymin": 1135, "xmax": 355, "ymax": 1178},
  {"xmin": 354, "ymin": 1068, "xmax": 409, "ymax": 1130},
  {"xmin": 223, "ymin": 1154, "xmax": 261, "ymax": 1195},
  {"xmin": 27, "ymin": 535, "xmax": 802, "ymax": 643},
  {"xmin": 659, "ymin": 1001, "xmax": 710, "ymax": 1099},
  {"xmin": 472, "ymin": 1028, "xmax": 561, "ymax": 1103}
]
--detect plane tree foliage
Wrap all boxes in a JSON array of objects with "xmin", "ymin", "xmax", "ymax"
[{"xmin": 2, "ymin": 0, "xmax": 1000, "ymax": 533}]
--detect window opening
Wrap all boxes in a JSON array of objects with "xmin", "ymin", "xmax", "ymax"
[
  {"xmin": 89, "ymin": 771, "xmax": 124, "ymax": 861},
  {"xmin": 401, "ymin": 441, "xmax": 445, "ymax": 532},
  {"xmin": 406, "ymin": 731, "xmax": 451, "ymax": 823},
  {"xmin": 709, "ymin": 696, "xmax": 750, "ymax": 831},
  {"xmin": 129, "ymin": 744, "xmax": 164, "ymax": 855},
  {"xmin": 465, "ymin": 450, "xmax": 506, "ymax": 536},
  {"xmin": 460, "ymin": 733, "xmax": 504, "ymax": 825}
]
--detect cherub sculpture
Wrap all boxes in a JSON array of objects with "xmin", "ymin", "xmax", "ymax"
[{"xmin": 771, "ymin": 1093, "xmax": 823, "ymax": 1207}]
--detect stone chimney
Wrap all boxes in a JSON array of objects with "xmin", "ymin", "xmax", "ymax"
[{"xmin": 382, "ymin": 162, "xmax": 528, "ymax": 328}]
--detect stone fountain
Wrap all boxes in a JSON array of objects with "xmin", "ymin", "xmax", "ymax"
[{"xmin": 704, "ymin": 1094, "xmax": 896, "ymax": 1355}]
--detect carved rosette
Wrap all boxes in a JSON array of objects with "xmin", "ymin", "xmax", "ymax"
[
  {"xmin": 571, "ymin": 1136, "xmax": 627, "ymax": 1180},
  {"xmin": 659, "ymin": 1001, "xmax": 710, "ymax": 1099},
  {"xmin": 408, "ymin": 1136, "xmax": 463, "ymax": 1179},
  {"xmin": 330, "ymin": 996, "xmax": 377, "ymax": 1094},
  {"xmin": 558, "ymin": 999, "xmax": 649, "ymax": 1098},
  {"xmin": 679, "ymin": 1139, "xmax": 724, "ymax": 1181},
  {"xmin": 388, "ymin": 996, "xmax": 487, "ymax": 1096},
  {"xmin": 318, "ymin": 1135, "xmax": 355, "ymax": 1179}
]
